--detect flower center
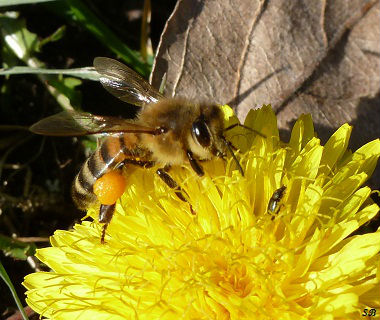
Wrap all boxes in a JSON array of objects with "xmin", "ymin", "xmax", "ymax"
[{"xmin": 210, "ymin": 263, "xmax": 253, "ymax": 298}]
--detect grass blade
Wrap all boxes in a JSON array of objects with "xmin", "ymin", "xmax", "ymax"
[
  {"xmin": 51, "ymin": 0, "xmax": 151, "ymax": 76},
  {"xmin": 0, "ymin": 0, "xmax": 59, "ymax": 6},
  {"xmin": 0, "ymin": 261, "xmax": 29, "ymax": 320},
  {"xmin": 0, "ymin": 66, "xmax": 100, "ymax": 81}
]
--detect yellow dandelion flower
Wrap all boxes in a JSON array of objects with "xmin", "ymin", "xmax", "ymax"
[{"xmin": 24, "ymin": 105, "xmax": 380, "ymax": 320}]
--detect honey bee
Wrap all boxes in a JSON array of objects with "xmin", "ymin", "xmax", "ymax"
[{"xmin": 30, "ymin": 57, "xmax": 254, "ymax": 243}]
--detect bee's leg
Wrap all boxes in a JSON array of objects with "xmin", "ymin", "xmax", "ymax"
[
  {"xmin": 186, "ymin": 150, "xmax": 204, "ymax": 176},
  {"xmin": 97, "ymin": 161, "xmax": 154, "ymax": 243},
  {"xmin": 156, "ymin": 166, "xmax": 195, "ymax": 214},
  {"xmin": 156, "ymin": 166, "xmax": 185, "ymax": 201},
  {"xmin": 122, "ymin": 159, "xmax": 155, "ymax": 168},
  {"xmin": 99, "ymin": 203, "xmax": 115, "ymax": 243}
]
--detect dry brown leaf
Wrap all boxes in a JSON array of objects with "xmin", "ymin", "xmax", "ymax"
[{"xmin": 152, "ymin": 0, "xmax": 380, "ymax": 185}]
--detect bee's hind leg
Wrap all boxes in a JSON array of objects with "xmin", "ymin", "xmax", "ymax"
[
  {"xmin": 97, "ymin": 161, "xmax": 154, "ymax": 243},
  {"xmin": 99, "ymin": 203, "xmax": 115, "ymax": 243},
  {"xmin": 156, "ymin": 166, "xmax": 195, "ymax": 215}
]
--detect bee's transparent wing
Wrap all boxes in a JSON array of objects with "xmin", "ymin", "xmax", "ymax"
[
  {"xmin": 30, "ymin": 110, "xmax": 157, "ymax": 136},
  {"xmin": 94, "ymin": 57, "xmax": 164, "ymax": 107}
]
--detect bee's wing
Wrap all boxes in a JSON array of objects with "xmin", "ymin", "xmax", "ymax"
[
  {"xmin": 94, "ymin": 57, "xmax": 164, "ymax": 107},
  {"xmin": 30, "ymin": 110, "xmax": 157, "ymax": 136}
]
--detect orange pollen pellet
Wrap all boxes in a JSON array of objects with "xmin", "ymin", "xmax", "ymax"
[{"xmin": 93, "ymin": 170, "xmax": 126, "ymax": 205}]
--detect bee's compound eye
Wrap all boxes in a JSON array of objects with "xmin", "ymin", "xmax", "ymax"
[
  {"xmin": 94, "ymin": 170, "xmax": 126, "ymax": 205},
  {"xmin": 192, "ymin": 119, "xmax": 211, "ymax": 148}
]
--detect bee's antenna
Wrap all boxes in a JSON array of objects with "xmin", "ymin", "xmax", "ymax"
[
  {"xmin": 223, "ymin": 123, "xmax": 266, "ymax": 138},
  {"xmin": 221, "ymin": 136, "xmax": 244, "ymax": 176}
]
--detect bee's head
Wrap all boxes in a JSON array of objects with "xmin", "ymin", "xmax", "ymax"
[
  {"xmin": 188, "ymin": 105, "xmax": 227, "ymax": 160},
  {"xmin": 189, "ymin": 104, "xmax": 247, "ymax": 176}
]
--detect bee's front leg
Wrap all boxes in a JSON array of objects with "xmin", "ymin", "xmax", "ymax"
[
  {"xmin": 156, "ymin": 166, "xmax": 195, "ymax": 214},
  {"xmin": 186, "ymin": 150, "xmax": 204, "ymax": 176}
]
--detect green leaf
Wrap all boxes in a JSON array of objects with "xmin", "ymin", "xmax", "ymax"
[
  {"xmin": 48, "ymin": 76, "xmax": 82, "ymax": 108},
  {"xmin": 0, "ymin": 260, "xmax": 29, "ymax": 320},
  {"xmin": 63, "ymin": 76, "xmax": 82, "ymax": 88},
  {"xmin": 0, "ymin": 234, "xmax": 37, "ymax": 260},
  {"xmin": 0, "ymin": 14, "xmax": 40, "ymax": 60},
  {"xmin": 38, "ymin": 25, "xmax": 66, "ymax": 49},
  {"xmin": 1, "ymin": 34, "xmax": 19, "ymax": 68},
  {"xmin": 0, "ymin": 17, "xmax": 76, "ymax": 111},
  {"xmin": 47, "ymin": 0, "xmax": 151, "ymax": 76}
]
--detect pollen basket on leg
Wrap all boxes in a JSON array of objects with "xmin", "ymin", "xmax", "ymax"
[
  {"xmin": 71, "ymin": 140, "xmax": 119, "ymax": 209},
  {"xmin": 91, "ymin": 137, "xmax": 128, "ymax": 206},
  {"xmin": 93, "ymin": 170, "xmax": 126, "ymax": 205}
]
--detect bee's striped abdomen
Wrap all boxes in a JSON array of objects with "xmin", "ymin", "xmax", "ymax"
[{"xmin": 72, "ymin": 135, "xmax": 133, "ymax": 209}]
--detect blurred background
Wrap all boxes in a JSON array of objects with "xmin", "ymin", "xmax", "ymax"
[{"xmin": 0, "ymin": 1, "xmax": 176, "ymax": 317}]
